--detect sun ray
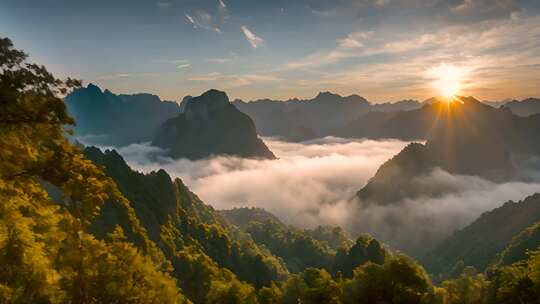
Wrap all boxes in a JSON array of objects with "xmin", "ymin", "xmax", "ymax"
[{"xmin": 427, "ymin": 63, "xmax": 468, "ymax": 99}]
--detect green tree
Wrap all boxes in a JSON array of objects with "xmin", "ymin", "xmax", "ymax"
[
  {"xmin": 342, "ymin": 254, "xmax": 434, "ymax": 304},
  {"xmin": 279, "ymin": 268, "xmax": 341, "ymax": 304},
  {"xmin": 441, "ymin": 267, "xmax": 490, "ymax": 304},
  {"xmin": 0, "ymin": 37, "xmax": 188, "ymax": 303},
  {"xmin": 490, "ymin": 251, "xmax": 540, "ymax": 303}
]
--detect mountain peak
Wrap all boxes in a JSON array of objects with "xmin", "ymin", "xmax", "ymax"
[
  {"xmin": 313, "ymin": 91, "xmax": 344, "ymax": 103},
  {"xmin": 185, "ymin": 89, "xmax": 230, "ymax": 114},
  {"xmin": 86, "ymin": 83, "xmax": 103, "ymax": 94},
  {"xmin": 153, "ymin": 89, "xmax": 275, "ymax": 160},
  {"xmin": 423, "ymin": 95, "xmax": 481, "ymax": 105},
  {"xmin": 315, "ymin": 91, "xmax": 341, "ymax": 99}
]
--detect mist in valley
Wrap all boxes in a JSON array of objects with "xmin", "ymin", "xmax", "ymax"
[{"xmin": 85, "ymin": 136, "xmax": 540, "ymax": 256}]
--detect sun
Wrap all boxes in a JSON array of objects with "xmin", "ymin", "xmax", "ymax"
[{"xmin": 427, "ymin": 63, "xmax": 468, "ymax": 99}]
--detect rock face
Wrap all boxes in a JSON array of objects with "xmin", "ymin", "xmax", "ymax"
[
  {"xmin": 65, "ymin": 84, "xmax": 181, "ymax": 146},
  {"xmin": 152, "ymin": 89, "xmax": 275, "ymax": 160}
]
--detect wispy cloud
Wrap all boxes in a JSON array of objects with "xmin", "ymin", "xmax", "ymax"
[
  {"xmin": 218, "ymin": 0, "xmax": 230, "ymax": 19},
  {"xmin": 206, "ymin": 57, "xmax": 234, "ymax": 63},
  {"xmin": 154, "ymin": 59, "xmax": 189, "ymax": 64},
  {"xmin": 187, "ymin": 71, "xmax": 280, "ymax": 87},
  {"xmin": 206, "ymin": 53, "xmax": 237, "ymax": 64},
  {"xmin": 241, "ymin": 25, "xmax": 265, "ymax": 48},
  {"xmin": 154, "ymin": 59, "xmax": 192, "ymax": 69},
  {"xmin": 185, "ymin": 12, "xmax": 222, "ymax": 33},
  {"xmin": 451, "ymin": 0, "xmax": 473, "ymax": 12},
  {"xmin": 96, "ymin": 73, "xmax": 131, "ymax": 80},
  {"xmin": 275, "ymin": 15, "xmax": 540, "ymax": 100},
  {"xmin": 96, "ymin": 73, "xmax": 160, "ymax": 81},
  {"xmin": 187, "ymin": 72, "xmax": 222, "ymax": 81},
  {"xmin": 157, "ymin": 2, "xmax": 171, "ymax": 8}
]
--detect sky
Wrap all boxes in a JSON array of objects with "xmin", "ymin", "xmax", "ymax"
[{"xmin": 2, "ymin": 0, "xmax": 540, "ymax": 102}]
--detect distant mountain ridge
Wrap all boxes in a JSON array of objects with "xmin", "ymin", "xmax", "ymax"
[
  {"xmin": 483, "ymin": 98, "xmax": 540, "ymax": 116},
  {"xmin": 152, "ymin": 89, "xmax": 275, "ymax": 160},
  {"xmin": 65, "ymin": 84, "xmax": 181, "ymax": 146},
  {"xmin": 233, "ymin": 92, "xmax": 423, "ymax": 141}
]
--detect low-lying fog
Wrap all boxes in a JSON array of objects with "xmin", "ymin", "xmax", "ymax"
[{"xmin": 89, "ymin": 137, "xmax": 540, "ymax": 256}]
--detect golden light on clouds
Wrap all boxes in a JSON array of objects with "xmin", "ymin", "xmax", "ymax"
[{"xmin": 427, "ymin": 63, "xmax": 469, "ymax": 98}]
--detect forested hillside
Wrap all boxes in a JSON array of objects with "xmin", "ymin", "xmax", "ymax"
[{"xmin": 422, "ymin": 193, "xmax": 540, "ymax": 277}]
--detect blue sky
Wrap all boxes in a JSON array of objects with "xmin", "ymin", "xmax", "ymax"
[{"xmin": 2, "ymin": 0, "xmax": 539, "ymax": 102}]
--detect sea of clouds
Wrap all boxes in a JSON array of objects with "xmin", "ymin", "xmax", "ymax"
[{"xmin": 88, "ymin": 137, "xmax": 540, "ymax": 256}]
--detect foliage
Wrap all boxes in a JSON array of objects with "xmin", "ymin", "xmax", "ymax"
[
  {"xmin": 85, "ymin": 147, "xmax": 289, "ymax": 291},
  {"xmin": 342, "ymin": 254, "xmax": 435, "ymax": 304},
  {"xmin": 422, "ymin": 193, "xmax": 540, "ymax": 277},
  {"xmin": 497, "ymin": 221, "xmax": 540, "ymax": 266},
  {"xmin": 332, "ymin": 235, "xmax": 386, "ymax": 277},
  {"xmin": 245, "ymin": 219, "xmax": 335, "ymax": 273},
  {"xmin": 440, "ymin": 267, "xmax": 490, "ymax": 304},
  {"xmin": 490, "ymin": 251, "xmax": 540, "ymax": 303},
  {"xmin": 222, "ymin": 207, "xmax": 353, "ymax": 251},
  {"xmin": 279, "ymin": 268, "xmax": 341, "ymax": 304},
  {"xmin": 0, "ymin": 37, "xmax": 187, "ymax": 303}
]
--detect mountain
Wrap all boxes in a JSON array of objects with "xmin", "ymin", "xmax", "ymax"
[
  {"xmin": 233, "ymin": 92, "xmax": 422, "ymax": 141},
  {"xmin": 497, "ymin": 220, "xmax": 540, "ymax": 266},
  {"xmin": 152, "ymin": 89, "xmax": 275, "ymax": 160},
  {"xmin": 421, "ymin": 193, "xmax": 540, "ymax": 277},
  {"xmin": 503, "ymin": 98, "xmax": 540, "ymax": 116},
  {"xmin": 482, "ymin": 98, "xmax": 540, "ymax": 116},
  {"xmin": 65, "ymin": 84, "xmax": 181, "ymax": 146},
  {"xmin": 84, "ymin": 146, "xmax": 288, "ymax": 301},
  {"xmin": 356, "ymin": 96, "xmax": 521, "ymax": 205},
  {"xmin": 220, "ymin": 207, "xmax": 384, "ymax": 275},
  {"xmin": 220, "ymin": 208, "xmax": 353, "ymax": 251}
]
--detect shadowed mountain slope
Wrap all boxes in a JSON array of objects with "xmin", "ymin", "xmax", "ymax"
[
  {"xmin": 357, "ymin": 96, "xmax": 522, "ymax": 205},
  {"xmin": 65, "ymin": 84, "xmax": 180, "ymax": 146},
  {"xmin": 153, "ymin": 89, "xmax": 275, "ymax": 160},
  {"xmin": 421, "ymin": 193, "xmax": 540, "ymax": 276}
]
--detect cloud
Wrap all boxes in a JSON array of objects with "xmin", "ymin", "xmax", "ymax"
[
  {"xmin": 185, "ymin": 12, "xmax": 222, "ymax": 33},
  {"xmin": 206, "ymin": 57, "xmax": 234, "ymax": 63},
  {"xmin": 218, "ymin": 0, "xmax": 227, "ymax": 9},
  {"xmin": 276, "ymin": 15, "xmax": 540, "ymax": 100},
  {"xmin": 347, "ymin": 169, "xmax": 540, "ymax": 256},
  {"xmin": 187, "ymin": 72, "xmax": 222, "ymax": 81},
  {"xmin": 375, "ymin": 0, "xmax": 391, "ymax": 7},
  {"xmin": 241, "ymin": 25, "xmax": 265, "ymax": 48},
  {"xmin": 187, "ymin": 72, "xmax": 281, "ymax": 86},
  {"xmin": 157, "ymin": 2, "xmax": 171, "ymax": 8},
  {"xmin": 451, "ymin": 0, "xmax": 473, "ymax": 12},
  {"xmin": 218, "ymin": 0, "xmax": 230, "ymax": 19},
  {"xmin": 96, "ymin": 73, "xmax": 131, "ymax": 80},
  {"xmin": 112, "ymin": 137, "xmax": 409, "ymax": 225},
  {"xmin": 177, "ymin": 63, "xmax": 191, "ymax": 69},
  {"xmin": 155, "ymin": 59, "xmax": 189, "ymax": 64},
  {"xmin": 103, "ymin": 137, "xmax": 540, "ymax": 257}
]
